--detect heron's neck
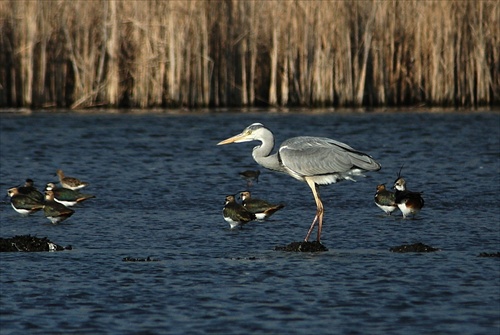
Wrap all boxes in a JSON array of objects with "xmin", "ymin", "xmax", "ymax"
[{"xmin": 251, "ymin": 131, "xmax": 283, "ymax": 172}]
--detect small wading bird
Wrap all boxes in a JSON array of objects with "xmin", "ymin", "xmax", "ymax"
[
  {"xmin": 218, "ymin": 123, "xmax": 381, "ymax": 242},
  {"xmin": 45, "ymin": 182, "xmax": 95, "ymax": 207},
  {"xmin": 393, "ymin": 177, "xmax": 424, "ymax": 218},
  {"xmin": 7, "ymin": 187, "xmax": 44, "ymax": 215},
  {"xmin": 17, "ymin": 179, "xmax": 44, "ymax": 202},
  {"xmin": 222, "ymin": 194, "xmax": 256, "ymax": 229},
  {"xmin": 374, "ymin": 184, "xmax": 398, "ymax": 215},
  {"xmin": 239, "ymin": 170, "xmax": 260, "ymax": 187},
  {"xmin": 43, "ymin": 190, "xmax": 75, "ymax": 224},
  {"xmin": 56, "ymin": 169, "xmax": 88, "ymax": 190},
  {"xmin": 240, "ymin": 191, "xmax": 284, "ymax": 220}
]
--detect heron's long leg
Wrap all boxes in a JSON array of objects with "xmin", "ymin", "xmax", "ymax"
[
  {"xmin": 304, "ymin": 178, "xmax": 324, "ymax": 242},
  {"xmin": 305, "ymin": 214, "xmax": 319, "ymax": 242}
]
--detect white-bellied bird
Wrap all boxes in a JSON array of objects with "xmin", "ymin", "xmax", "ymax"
[{"xmin": 393, "ymin": 177, "xmax": 424, "ymax": 218}]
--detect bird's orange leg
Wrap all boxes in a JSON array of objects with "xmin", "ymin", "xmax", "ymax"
[
  {"xmin": 304, "ymin": 179, "xmax": 324, "ymax": 242},
  {"xmin": 305, "ymin": 215, "xmax": 318, "ymax": 242}
]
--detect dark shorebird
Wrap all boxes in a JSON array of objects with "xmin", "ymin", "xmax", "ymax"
[
  {"xmin": 374, "ymin": 184, "xmax": 398, "ymax": 215},
  {"xmin": 17, "ymin": 178, "xmax": 44, "ymax": 202},
  {"xmin": 239, "ymin": 170, "xmax": 260, "ymax": 187},
  {"xmin": 240, "ymin": 191, "xmax": 284, "ymax": 220},
  {"xmin": 43, "ymin": 190, "xmax": 75, "ymax": 224},
  {"xmin": 7, "ymin": 187, "xmax": 44, "ymax": 215},
  {"xmin": 45, "ymin": 182, "xmax": 95, "ymax": 207},
  {"xmin": 222, "ymin": 195, "xmax": 256, "ymax": 229},
  {"xmin": 218, "ymin": 123, "xmax": 380, "ymax": 242},
  {"xmin": 56, "ymin": 169, "xmax": 89, "ymax": 190},
  {"xmin": 393, "ymin": 177, "xmax": 424, "ymax": 218}
]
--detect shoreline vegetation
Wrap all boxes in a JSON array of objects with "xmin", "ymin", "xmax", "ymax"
[{"xmin": 0, "ymin": 1, "xmax": 498, "ymax": 110}]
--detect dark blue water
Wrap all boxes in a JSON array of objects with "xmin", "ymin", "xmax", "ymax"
[{"xmin": 1, "ymin": 109, "xmax": 499, "ymax": 335}]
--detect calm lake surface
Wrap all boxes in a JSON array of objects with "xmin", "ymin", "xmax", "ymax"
[{"xmin": 1, "ymin": 109, "xmax": 499, "ymax": 335}]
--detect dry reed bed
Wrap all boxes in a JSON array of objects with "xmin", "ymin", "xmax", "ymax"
[{"xmin": 0, "ymin": 0, "xmax": 498, "ymax": 109}]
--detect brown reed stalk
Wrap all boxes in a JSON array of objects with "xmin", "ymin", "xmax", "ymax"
[{"xmin": 0, "ymin": 0, "xmax": 497, "ymax": 108}]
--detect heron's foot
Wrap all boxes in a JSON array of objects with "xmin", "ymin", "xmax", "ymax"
[{"xmin": 275, "ymin": 241, "xmax": 328, "ymax": 252}]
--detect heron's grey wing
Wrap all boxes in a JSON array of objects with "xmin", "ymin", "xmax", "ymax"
[
  {"xmin": 279, "ymin": 137, "xmax": 379, "ymax": 177},
  {"xmin": 317, "ymin": 138, "xmax": 380, "ymax": 171}
]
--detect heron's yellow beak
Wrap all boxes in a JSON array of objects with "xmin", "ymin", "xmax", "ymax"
[{"xmin": 217, "ymin": 133, "xmax": 247, "ymax": 145}]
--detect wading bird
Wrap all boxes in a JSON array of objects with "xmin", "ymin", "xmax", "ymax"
[
  {"xmin": 240, "ymin": 191, "xmax": 284, "ymax": 220},
  {"xmin": 374, "ymin": 184, "xmax": 398, "ymax": 215},
  {"xmin": 393, "ymin": 177, "xmax": 424, "ymax": 218},
  {"xmin": 56, "ymin": 169, "xmax": 88, "ymax": 190},
  {"xmin": 7, "ymin": 187, "xmax": 44, "ymax": 215},
  {"xmin": 17, "ymin": 179, "xmax": 44, "ymax": 202},
  {"xmin": 45, "ymin": 182, "xmax": 95, "ymax": 207},
  {"xmin": 43, "ymin": 190, "xmax": 75, "ymax": 224},
  {"xmin": 218, "ymin": 123, "xmax": 381, "ymax": 242},
  {"xmin": 222, "ymin": 195, "xmax": 256, "ymax": 229},
  {"xmin": 239, "ymin": 170, "xmax": 260, "ymax": 187}
]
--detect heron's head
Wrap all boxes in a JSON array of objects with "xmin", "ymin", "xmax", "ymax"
[{"xmin": 217, "ymin": 123, "xmax": 266, "ymax": 145}]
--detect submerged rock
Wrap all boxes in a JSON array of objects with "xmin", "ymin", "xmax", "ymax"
[
  {"xmin": 478, "ymin": 252, "xmax": 500, "ymax": 258},
  {"xmin": 0, "ymin": 235, "xmax": 71, "ymax": 252},
  {"xmin": 390, "ymin": 242, "xmax": 439, "ymax": 253},
  {"xmin": 122, "ymin": 256, "xmax": 160, "ymax": 262},
  {"xmin": 274, "ymin": 241, "xmax": 328, "ymax": 252}
]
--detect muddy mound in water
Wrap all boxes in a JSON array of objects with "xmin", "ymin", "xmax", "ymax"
[
  {"xmin": 390, "ymin": 242, "xmax": 439, "ymax": 253},
  {"xmin": 274, "ymin": 241, "xmax": 328, "ymax": 252},
  {"xmin": 122, "ymin": 256, "xmax": 160, "ymax": 262},
  {"xmin": 478, "ymin": 252, "xmax": 500, "ymax": 257},
  {"xmin": 0, "ymin": 235, "xmax": 71, "ymax": 252}
]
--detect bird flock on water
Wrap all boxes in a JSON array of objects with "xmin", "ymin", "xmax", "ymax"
[
  {"xmin": 218, "ymin": 123, "xmax": 424, "ymax": 242},
  {"xmin": 6, "ymin": 169, "xmax": 94, "ymax": 224},
  {"xmin": 6, "ymin": 124, "xmax": 424, "ymax": 243},
  {"xmin": 222, "ymin": 188, "xmax": 286, "ymax": 229},
  {"xmin": 374, "ymin": 165, "xmax": 425, "ymax": 218}
]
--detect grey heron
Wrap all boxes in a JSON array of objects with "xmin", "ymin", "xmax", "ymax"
[
  {"xmin": 217, "ymin": 123, "xmax": 381, "ymax": 242},
  {"xmin": 393, "ymin": 177, "xmax": 424, "ymax": 218}
]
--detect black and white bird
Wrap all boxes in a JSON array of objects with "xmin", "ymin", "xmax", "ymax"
[
  {"xmin": 7, "ymin": 187, "xmax": 44, "ymax": 215},
  {"xmin": 43, "ymin": 190, "xmax": 75, "ymax": 224},
  {"xmin": 393, "ymin": 177, "xmax": 424, "ymax": 218},
  {"xmin": 45, "ymin": 182, "xmax": 95, "ymax": 207},
  {"xmin": 374, "ymin": 184, "xmax": 398, "ymax": 215},
  {"xmin": 240, "ymin": 191, "xmax": 284, "ymax": 220},
  {"xmin": 17, "ymin": 179, "xmax": 44, "ymax": 202},
  {"xmin": 222, "ymin": 194, "xmax": 256, "ymax": 229}
]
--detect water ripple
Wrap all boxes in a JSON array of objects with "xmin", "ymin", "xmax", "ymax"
[{"xmin": 0, "ymin": 110, "xmax": 499, "ymax": 334}]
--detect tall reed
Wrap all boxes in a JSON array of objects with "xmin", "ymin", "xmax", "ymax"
[{"xmin": 0, "ymin": 0, "xmax": 498, "ymax": 108}]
